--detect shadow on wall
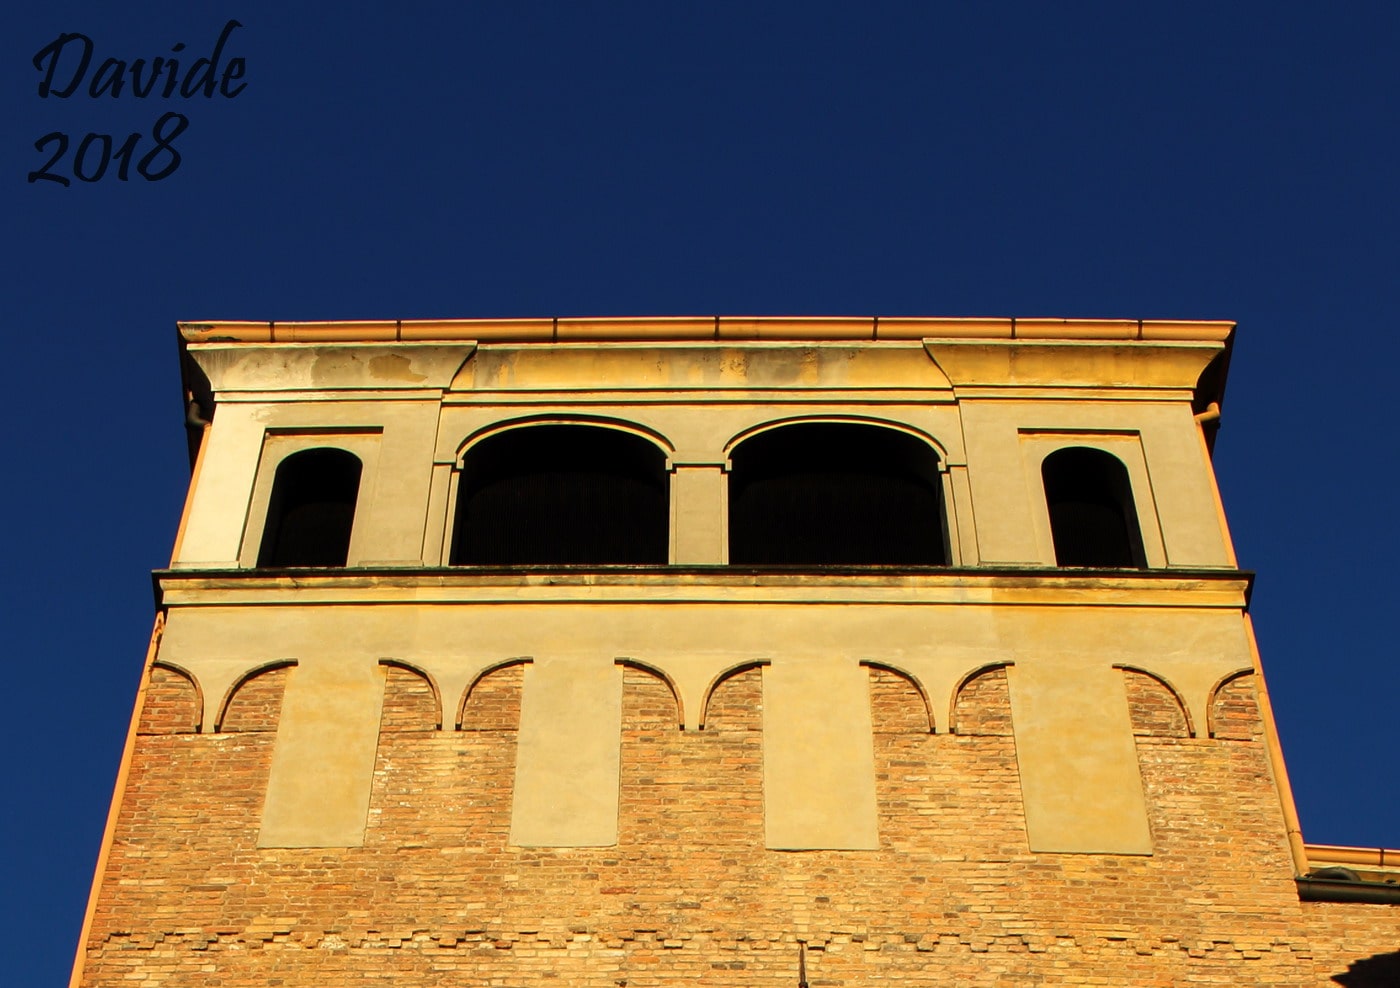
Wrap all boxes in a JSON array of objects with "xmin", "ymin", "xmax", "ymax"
[{"xmin": 1333, "ymin": 951, "xmax": 1400, "ymax": 986}]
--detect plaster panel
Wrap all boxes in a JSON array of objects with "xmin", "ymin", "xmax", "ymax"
[
  {"xmin": 189, "ymin": 342, "xmax": 475, "ymax": 393},
  {"xmin": 762, "ymin": 657, "xmax": 879, "ymax": 850},
  {"xmin": 174, "ymin": 404, "xmax": 266, "ymax": 567},
  {"xmin": 420, "ymin": 462, "xmax": 454, "ymax": 566},
  {"xmin": 509, "ymin": 658, "xmax": 624, "ymax": 847},
  {"xmin": 459, "ymin": 343, "xmax": 954, "ymax": 393},
  {"xmin": 671, "ymin": 465, "xmax": 727, "ymax": 564},
  {"xmin": 959, "ymin": 402, "xmax": 1044, "ymax": 564},
  {"xmin": 922, "ymin": 339, "xmax": 1221, "ymax": 390},
  {"xmin": 1007, "ymin": 662, "xmax": 1153, "ymax": 854},
  {"xmin": 946, "ymin": 465, "xmax": 980, "ymax": 565},
  {"xmin": 1137, "ymin": 405, "xmax": 1234, "ymax": 566},
  {"xmin": 257, "ymin": 658, "xmax": 387, "ymax": 847},
  {"xmin": 352, "ymin": 402, "xmax": 442, "ymax": 565}
]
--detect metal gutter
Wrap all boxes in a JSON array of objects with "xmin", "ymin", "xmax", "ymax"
[
  {"xmin": 1296, "ymin": 845, "xmax": 1400, "ymax": 903},
  {"xmin": 1305, "ymin": 843, "xmax": 1400, "ymax": 870},
  {"xmin": 1296, "ymin": 876, "xmax": 1400, "ymax": 905}
]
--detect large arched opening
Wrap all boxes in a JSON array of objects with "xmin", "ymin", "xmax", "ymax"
[
  {"xmin": 450, "ymin": 425, "xmax": 670, "ymax": 565},
  {"xmin": 728, "ymin": 422, "xmax": 947, "ymax": 565}
]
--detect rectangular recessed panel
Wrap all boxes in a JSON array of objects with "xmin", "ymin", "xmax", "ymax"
[
  {"xmin": 1007, "ymin": 663, "xmax": 1153, "ymax": 854},
  {"xmin": 763, "ymin": 658, "xmax": 879, "ymax": 850},
  {"xmin": 510, "ymin": 659, "xmax": 623, "ymax": 847},
  {"xmin": 257, "ymin": 661, "xmax": 386, "ymax": 848}
]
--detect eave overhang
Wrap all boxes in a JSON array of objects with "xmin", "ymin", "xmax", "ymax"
[{"xmin": 178, "ymin": 316, "xmax": 1235, "ymax": 346}]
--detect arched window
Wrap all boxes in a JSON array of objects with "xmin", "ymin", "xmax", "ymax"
[
  {"xmin": 1041, "ymin": 447, "xmax": 1146, "ymax": 568},
  {"xmin": 256, "ymin": 448, "xmax": 362, "ymax": 567},
  {"xmin": 450, "ymin": 425, "xmax": 669, "ymax": 565},
  {"xmin": 728, "ymin": 423, "xmax": 947, "ymax": 565}
]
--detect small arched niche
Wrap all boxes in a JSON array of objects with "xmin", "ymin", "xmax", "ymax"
[
  {"xmin": 866, "ymin": 663, "xmax": 932, "ymax": 734},
  {"xmin": 619, "ymin": 661, "xmax": 682, "ymax": 731},
  {"xmin": 379, "ymin": 662, "xmax": 440, "ymax": 732},
  {"xmin": 728, "ymin": 422, "xmax": 948, "ymax": 565},
  {"xmin": 951, "ymin": 664, "xmax": 1014, "ymax": 737},
  {"xmin": 1041, "ymin": 446, "xmax": 1146, "ymax": 568},
  {"xmin": 702, "ymin": 664, "xmax": 764, "ymax": 732},
  {"xmin": 217, "ymin": 662, "xmax": 293, "ymax": 733},
  {"xmin": 137, "ymin": 664, "xmax": 201, "ymax": 735},
  {"xmin": 458, "ymin": 661, "xmax": 527, "ymax": 731},
  {"xmin": 257, "ymin": 447, "xmax": 363, "ymax": 567},
  {"xmin": 450, "ymin": 425, "xmax": 669, "ymax": 565},
  {"xmin": 1210, "ymin": 671, "xmax": 1264, "ymax": 741},
  {"xmin": 1120, "ymin": 667, "xmax": 1191, "ymax": 738}
]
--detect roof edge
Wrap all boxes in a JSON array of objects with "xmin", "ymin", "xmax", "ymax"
[{"xmin": 178, "ymin": 316, "xmax": 1236, "ymax": 346}]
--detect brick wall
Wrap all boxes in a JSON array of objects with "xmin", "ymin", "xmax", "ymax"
[
  {"xmin": 1299, "ymin": 904, "xmax": 1400, "ymax": 986},
  {"xmin": 78, "ymin": 660, "xmax": 1396, "ymax": 987}
]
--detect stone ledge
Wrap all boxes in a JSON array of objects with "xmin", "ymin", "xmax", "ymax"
[{"xmin": 153, "ymin": 565, "xmax": 1253, "ymax": 609}]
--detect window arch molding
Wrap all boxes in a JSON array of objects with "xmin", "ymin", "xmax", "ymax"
[
  {"xmin": 722, "ymin": 414, "xmax": 949, "ymax": 466},
  {"xmin": 448, "ymin": 417, "xmax": 674, "ymax": 566},
  {"xmin": 725, "ymin": 417, "xmax": 954, "ymax": 566},
  {"xmin": 453, "ymin": 414, "xmax": 675, "ymax": 465}
]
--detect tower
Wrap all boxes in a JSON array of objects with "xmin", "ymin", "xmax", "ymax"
[{"xmin": 72, "ymin": 317, "xmax": 1398, "ymax": 987}]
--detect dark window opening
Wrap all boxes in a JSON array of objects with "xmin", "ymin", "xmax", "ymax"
[
  {"xmin": 1041, "ymin": 447, "xmax": 1146, "ymax": 568},
  {"xmin": 451, "ymin": 425, "xmax": 669, "ymax": 565},
  {"xmin": 257, "ymin": 448, "xmax": 362, "ymax": 567},
  {"xmin": 728, "ymin": 423, "xmax": 947, "ymax": 565}
]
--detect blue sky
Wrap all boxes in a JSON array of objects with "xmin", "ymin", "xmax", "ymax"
[{"xmin": 5, "ymin": 3, "xmax": 1398, "ymax": 985}]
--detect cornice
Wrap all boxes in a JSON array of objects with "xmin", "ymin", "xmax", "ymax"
[
  {"xmin": 179, "ymin": 316, "xmax": 1235, "ymax": 346},
  {"xmin": 153, "ymin": 565, "xmax": 1253, "ymax": 610}
]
